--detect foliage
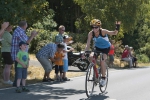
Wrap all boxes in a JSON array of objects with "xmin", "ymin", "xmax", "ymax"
[
  {"xmin": 0, "ymin": 0, "xmax": 50, "ymax": 25},
  {"xmin": 32, "ymin": 10, "xmax": 57, "ymax": 31},
  {"xmin": 136, "ymin": 54, "xmax": 149, "ymax": 63},
  {"xmin": 74, "ymin": 0, "xmax": 149, "ymax": 31},
  {"xmin": 28, "ymin": 30, "xmax": 58, "ymax": 54},
  {"xmin": 48, "ymin": 0, "xmax": 84, "ymax": 32},
  {"xmin": 122, "ymin": 3, "xmax": 150, "ymax": 59},
  {"xmin": 68, "ymin": 32, "xmax": 88, "ymax": 43},
  {"xmin": 71, "ymin": 42, "xmax": 86, "ymax": 52}
]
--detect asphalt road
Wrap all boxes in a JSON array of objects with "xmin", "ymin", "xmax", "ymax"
[{"xmin": 1, "ymin": 66, "xmax": 150, "ymax": 100}]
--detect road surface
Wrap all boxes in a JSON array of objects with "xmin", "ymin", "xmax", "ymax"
[{"xmin": 0, "ymin": 66, "xmax": 150, "ymax": 100}]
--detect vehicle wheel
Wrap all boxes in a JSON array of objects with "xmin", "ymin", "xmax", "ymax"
[
  {"xmin": 85, "ymin": 63, "xmax": 95, "ymax": 97},
  {"xmin": 77, "ymin": 59, "xmax": 90, "ymax": 71}
]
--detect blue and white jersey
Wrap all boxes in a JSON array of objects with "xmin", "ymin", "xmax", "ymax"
[{"xmin": 93, "ymin": 34, "xmax": 110, "ymax": 49}]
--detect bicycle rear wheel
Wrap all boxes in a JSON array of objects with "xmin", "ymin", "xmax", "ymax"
[
  {"xmin": 99, "ymin": 66, "xmax": 108, "ymax": 93},
  {"xmin": 85, "ymin": 63, "xmax": 95, "ymax": 97}
]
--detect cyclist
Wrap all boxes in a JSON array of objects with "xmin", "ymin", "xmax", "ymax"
[{"xmin": 85, "ymin": 19, "xmax": 121, "ymax": 86}]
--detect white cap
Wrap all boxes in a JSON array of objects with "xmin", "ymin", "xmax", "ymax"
[
  {"xmin": 129, "ymin": 47, "xmax": 133, "ymax": 49},
  {"xmin": 125, "ymin": 45, "xmax": 129, "ymax": 48}
]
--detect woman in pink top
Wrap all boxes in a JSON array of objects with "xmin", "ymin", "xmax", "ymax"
[{"xmin": 121, "ymin": 45, "xmax": 133, "ymax": 68}]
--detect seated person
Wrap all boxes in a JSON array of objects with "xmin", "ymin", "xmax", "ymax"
[
  {"xmin": 121, "ymin": 45, "xmax": 133, "ymax": 68},
  {"xmin": 129, "ymin": 47, "xmax": 137, "ymax": 68}
]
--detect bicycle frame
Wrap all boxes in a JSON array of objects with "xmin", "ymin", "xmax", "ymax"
[
  {"xmin": 92, "ymin": 56, "xmax": 99, "ymax": 78},
  {"xmin": 92, "ymin": 52, "xmax": 103, "ymax": 79}
]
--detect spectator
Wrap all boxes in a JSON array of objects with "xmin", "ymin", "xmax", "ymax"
[
  {"xmin": 108, "ymin": 40, "xmax": 115, "ymax": 68},
  {"xmin": 11, "ymin": 20, "xmax": 38, "ymax": 86},
  {"xmin": 36, "ymin": 43, "xmax": 65, "ymax": 82},
  {"xmin": 62, "ymin": 35, "xmax": 74, "ymax": 81},
  {"xmin": 129, "ymin": 47, "xmax": 137, "ymax": 68},
  {"xmin": 121, "ymin": 45, "xmax": 133, "ymax": 68},
  {"xmin": 55, "ymin": 25, "xmax": 65, "ymax": 44},
  {"xmin": 1, "ymin": 25, "xmax": 13, "ymax": 84},
  {"xmin": 0, "ymin": 22, "xmax": 9, "ymax": 40},
  {"xmin": 54, "ymin": 47, "xmax": 64, "ymax": 81},
  {"xmin": 15, "ymin": 41, "xmax": 29, "ymax": 93}
]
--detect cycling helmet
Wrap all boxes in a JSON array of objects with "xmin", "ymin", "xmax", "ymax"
[{"xmin": 90, "ymin": 19, "xmax": 101, "ymax": 26}]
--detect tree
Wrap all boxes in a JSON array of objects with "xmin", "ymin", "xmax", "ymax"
[
  {"xmin": 47, "ymin": 0, "xmax": 84, "ymax": 33},
  {"xmin": 74, "ymin": 0, "xmax": 149, "ymax": 32},
  {"xmin": 0, "ymin": 0, "xmax": 50, "ymax": 25}
]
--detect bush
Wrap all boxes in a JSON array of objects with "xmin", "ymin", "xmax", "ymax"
[
  {"xmin": 136, "ymin": 54, "xmax": 149, "ymax": 63},
  {"xmin": 28, "ymin": 30, "xmax": 58, "ymax": 54},
  {"xmin": 71, "ymin": 42, "xmax": 86, "ymax": 52}
]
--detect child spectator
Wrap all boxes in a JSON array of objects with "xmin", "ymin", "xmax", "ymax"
[
  {"xmin": 62, "ymin": 35, "xmax": 74, "ymax": 81},
  {"xmin": 54, "ymin": 47, "xmax": 64, "ymax": 81},
  {"xmin": 15, "ymin": 41, "xmax": 29, "ymax": 93}
]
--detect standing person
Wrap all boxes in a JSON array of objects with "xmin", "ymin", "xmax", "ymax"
[
  {"xmin": 36, "ymin": 43, "xmax": 65, "ymax": 82},
  {"xmin": 1, "ymin": 25, "xmax": 13, "ymax": 84},
  {"xmin": 11, "ymin": 20, "xmax": 38, "ymax": 86},
  {"xmin": 85, "ymin": 19, "xmax": 121, "ymax": 86},
  {"xmin": 0, "ymin": 22, "xmax": 9, "ymax": 41},
  {"xmin": 62, "ymin": 35, "xmax": 74, "ymax": 81},
  {"xmin": 108, "ymin": 40, "xmax": 115, "ymax": 68},
  {"xmin": 55, "ymin": 25, "xmax": 65, "ymax": 44},
  {"xmin": 54, "ymin": 48, "xmax": 64, "ymax": 81},
  {"xmin": 121, "ymin": 45, "xmax": 133, "ymax": 68},
  {"xmin": 15, "ymin": 41, "xmax": 29, "ymax": 93}
]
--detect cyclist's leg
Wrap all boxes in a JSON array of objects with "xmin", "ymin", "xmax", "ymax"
[{"xmin": 100, "ymin": 53, "xmax": 107, "ymax": 77}]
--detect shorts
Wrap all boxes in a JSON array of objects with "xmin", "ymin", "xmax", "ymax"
[
  {"xmin": 16, "ymin": 67, "xmax": 27, "ymax": 79},
  {"xmin": 109, "ymin": 55, "xmax": 114, "ymax": 62},
  {"xmin": 132, "ymin": 57, "xmax": 137, "ymax": 62},
  {"xmin": 63, "ymin": 59, "xmax": 68, "ymax": 72},
  {"xmin": 95, "ymin": 46, "xmax": 110, "ymax": 54},
  {"xmin": 2, "ymin": 52, "xmax": 13, "ymax": 64},
  {"xmin": 55, "ymin": 65, "xmax": 63, "ymax": 74},
  {"xmin": 37, "ymin": 57, "xmax": 52, "ymax": 72}
]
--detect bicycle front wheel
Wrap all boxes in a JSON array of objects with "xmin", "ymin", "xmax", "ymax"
[{"xmin": 85, "ymin": 63, "xmax": 95, "ymax": 97}]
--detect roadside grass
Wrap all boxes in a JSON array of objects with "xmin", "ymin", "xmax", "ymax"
[{"xmin": 0, "ymin": 54, "xmax": 149, "ymax": 89}]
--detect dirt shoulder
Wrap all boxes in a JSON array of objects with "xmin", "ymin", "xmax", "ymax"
[{"xmin": 0, "ymin": 54, "xmax": 86, "ymax": 89}]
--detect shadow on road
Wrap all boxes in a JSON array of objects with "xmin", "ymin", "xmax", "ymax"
[
  {"xmin": 68, "ymin": 69, "xmax": 86, "ymax": 72},
  {"xmin": 0, "ymin": 82, "xmax": 86, "ymax": 100},
  {"xmin": 79, "ymin": 93, "xmax": 109, "ymax": 100}
]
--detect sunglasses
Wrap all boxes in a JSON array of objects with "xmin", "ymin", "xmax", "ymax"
[
  {"xmin": 61, "ymin": 30, "xmax": 65, "ymax": 31},
  {"xmin": 91, "ymin": 26, "xmax": 99, "ymax": 29}
]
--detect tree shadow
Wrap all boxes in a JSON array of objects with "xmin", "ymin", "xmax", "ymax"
[
  {"xmin": 68, "ymin": 69, "xmax": 86, "ymax": 72},
  {"xmin": 0, "ymin": 82, "xmax": 86, "ymax": 100}
]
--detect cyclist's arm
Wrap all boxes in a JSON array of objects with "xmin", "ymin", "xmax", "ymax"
[
  {"xmin": 85, "ymin": 31, "xmax": 92, "ymax": 51},
  {"xmin": 102, "ymin": 29, "xmax": 118, "ymax": 36}
]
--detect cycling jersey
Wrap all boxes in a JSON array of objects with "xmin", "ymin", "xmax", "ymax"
[{"xmin": 92, "ymin": 30, "xmax": 110, "ymax": 49}]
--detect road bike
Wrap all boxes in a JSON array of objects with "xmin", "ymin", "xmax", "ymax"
[{"xmin": 85, "ymin": 50, "xmax": 108, "ymax": 97}]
